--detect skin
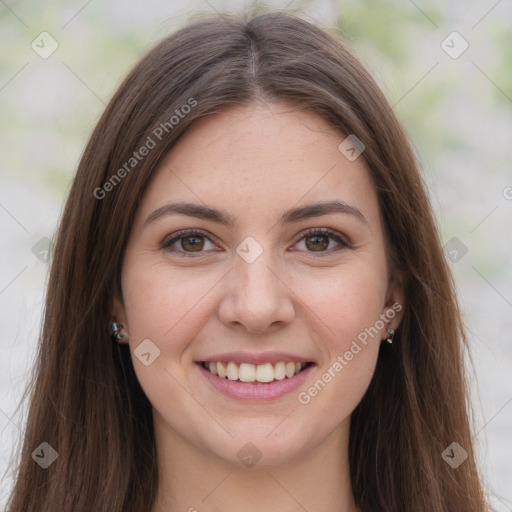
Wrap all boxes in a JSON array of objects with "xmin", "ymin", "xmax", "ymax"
[{"xmin": 114, "ymin": 100, "xmax": 404, "ymax": 512}]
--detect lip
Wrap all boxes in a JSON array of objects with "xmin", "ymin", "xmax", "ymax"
[
  {"xmin": 194, "ymin": 351, "xmax": 314, "ymax": 366},
  {"xmin": 196, "ymin": 361, "xmax": 316, "ymax": 402}
]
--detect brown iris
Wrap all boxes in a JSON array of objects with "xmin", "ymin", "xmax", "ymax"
[
  {"xmin": 305, "ymin": 234, "xmax": 329, "ymax": 251},
  {"xmin": 181, "ymin": 235, "xmax": 205, "ymax": 252}
]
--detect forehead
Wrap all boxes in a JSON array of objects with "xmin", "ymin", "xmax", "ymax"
[{"xmin": 137, "ymin": 101, "xmax": 380, "ymax": 229}]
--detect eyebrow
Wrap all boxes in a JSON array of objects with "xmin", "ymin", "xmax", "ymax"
[{"xmin": 144, "ymin": 200, "xmax": 369, "ymax": 228}]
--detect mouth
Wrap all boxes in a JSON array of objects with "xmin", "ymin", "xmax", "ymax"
[{"xmin": 197, "ymin": 360, "xmax": 316, "ymax": 385}]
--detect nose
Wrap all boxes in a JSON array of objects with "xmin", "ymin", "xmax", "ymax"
[{"xmin": 217, "ymin": 249, "xmax": 296, "ymax": 334}]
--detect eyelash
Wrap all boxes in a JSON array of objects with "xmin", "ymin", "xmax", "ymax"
[{"xmin": 160, "ymin": 228, "xmax": 350, "ymax": 257}]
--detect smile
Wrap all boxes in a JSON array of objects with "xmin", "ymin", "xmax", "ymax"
[
  {"xmin": 196, "ymin": 360, "xmax": 316, "ymax": 401},
  {"xmin": 199, "ymin": 360, "xmax": 312, "ymax": 383}
]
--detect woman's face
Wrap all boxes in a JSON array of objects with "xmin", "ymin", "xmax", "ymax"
[{"xmin": 115, "ymin": 101, "xmax": 403, "ymax": 467}]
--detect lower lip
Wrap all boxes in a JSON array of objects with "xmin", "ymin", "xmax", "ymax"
[{"xmin": 196, "ymin": 363, "xmax": 315, "ymax": 401}]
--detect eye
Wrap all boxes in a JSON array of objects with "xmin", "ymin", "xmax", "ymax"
[
  {"xmin": 160, "ymin": 229, "xmax": 218, "ymax": 256},
  {"xmin": 292, "ymin": 228, "xmax": 349, "ymax": 255},
  {"xmin": 160, "ymin": 227, "xmax": 349, "ymax": 257}
]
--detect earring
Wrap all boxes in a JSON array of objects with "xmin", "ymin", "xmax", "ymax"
[
  {"xmin": 385, "ymin": 328, "xmax": 395, "ymax": 344},
  {"xmin": 111, "ymin": 321, "xmax": 125, "ymax": 341}
]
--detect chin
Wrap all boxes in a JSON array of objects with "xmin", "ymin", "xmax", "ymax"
[{"xmin": 202, "ymin": 419, "xmax": 316, "ymax": 469}]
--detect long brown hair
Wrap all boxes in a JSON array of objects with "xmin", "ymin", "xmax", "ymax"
[{"xmin": 5, "ymin": 10, "xmax": 490, "ymax": 511}]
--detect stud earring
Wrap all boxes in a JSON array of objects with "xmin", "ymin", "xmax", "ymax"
[
  {"xmin": 111, "ymin": 321, "xmax": 125, "ymax": 341},
  {"xmin": 385, "ymin": 328, "xmax": 395, "ymax": 344}
]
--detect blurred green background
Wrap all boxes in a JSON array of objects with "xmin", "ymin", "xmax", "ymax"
[{"xmin": 1, "ymin": 0, "xmax": 511, "ymax": 509}]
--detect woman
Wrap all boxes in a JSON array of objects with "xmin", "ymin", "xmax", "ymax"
[{"xmin": 5, "ymin": 10, "xmax": 490, "ymax": 512}]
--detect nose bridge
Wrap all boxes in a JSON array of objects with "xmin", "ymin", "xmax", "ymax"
[
  {"xmin": 238, "ymin": 249, "xmax": 277, "ymax": 298},
  {"xmin": 235, "ymin": 241, "xmax": 281, "ymax": 307},
  {"xmin": 218, "ymin": 237, "xmax": 295, "ymax": 332},
  {"xmin": 235, "ymin": 234, "xmax": 277, "ymax": 288}
]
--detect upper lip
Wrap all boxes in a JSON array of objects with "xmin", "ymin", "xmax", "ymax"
[{"xmin": 195, "ymin": 351, "xmax": 314, "ymax": 366}]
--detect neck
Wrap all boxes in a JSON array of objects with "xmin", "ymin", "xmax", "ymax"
[{"xmin": 150, "ymin": 413, "xmax": 358, "ymax": 512}]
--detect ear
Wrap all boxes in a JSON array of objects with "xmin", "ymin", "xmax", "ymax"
[
  {"xmin": 112, "ymin": 295, "xmax": 130, "ymax": 344},
  {"xmin": 382, "ymin": 269, "xmax": 405, "ymax": 332}
]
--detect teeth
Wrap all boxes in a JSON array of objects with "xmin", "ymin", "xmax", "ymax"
[
  {"xmin": 239, "ymin": 363, "xmax": 256, "ymax": 382},
  {"xmin": 202, "ymin": 361, "xmax": 308, "ymax": 382},
  {"xmin": 217, "ymin": 361, "xmax": 227, "ymax": 378},
  {"xmin": 256, "ymin": 363, "xmax": 274, "ymax": 383},
  {"xmin": 274, "ymin": 361, "xmax": 286, "ymax": 380},
  {"xmin": 208, "ymin": 362, "xmax": 218, "ymax": 375},
  {"xmin": 285, "ymin": 362, "xmax": 296, "ymax": 378}
]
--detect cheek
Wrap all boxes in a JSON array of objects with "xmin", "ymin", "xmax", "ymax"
[
  {"xmin": 298, "ymin": 345, "xmax": 378, "ymax": 435},
  {"xmin": 291, "ymin": 259, "xmax": 385, "ymax": 412},
  {"xmin": 291, "ymin": 257, "xmax": 388, "ymax": 343},
  {"xmin": 121, "ymin": 259, "xmax": 218, "ymax": 344},
  {"xmin": 120, "ymin": 263, "xmax": 216, "ymax": 421}
]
